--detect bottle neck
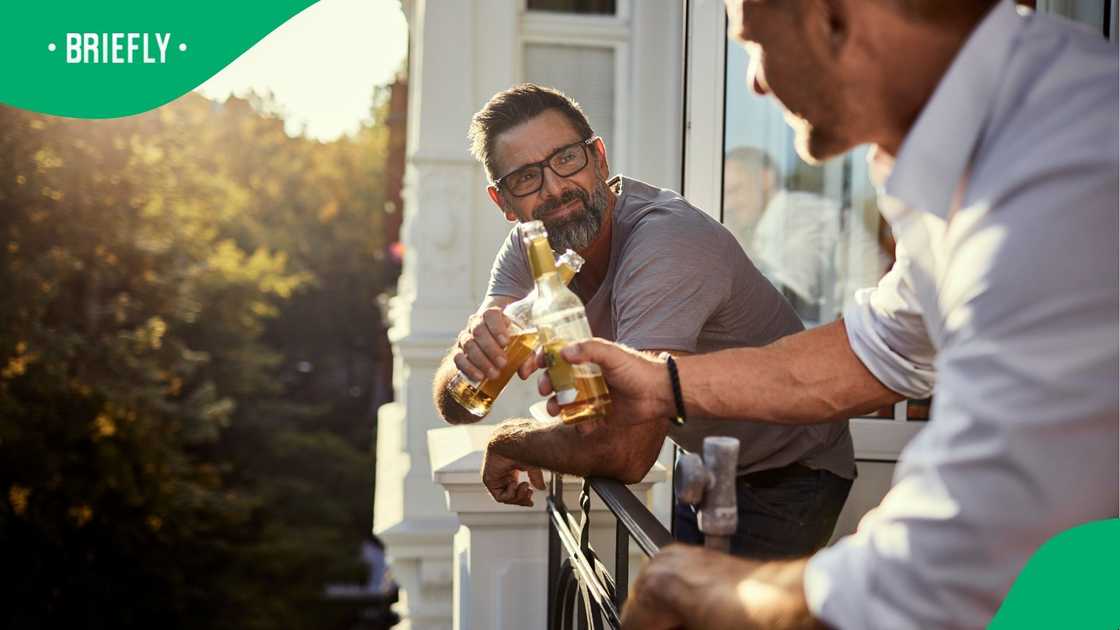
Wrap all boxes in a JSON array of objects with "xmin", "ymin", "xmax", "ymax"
[{"xmin": 527, "ymin": 237, "xmax": 561, "ymax": 292}]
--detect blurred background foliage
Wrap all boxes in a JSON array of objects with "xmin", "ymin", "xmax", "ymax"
[{"xmin": 0, "ymin": 87, "xmax": 400, "ymax": 629}]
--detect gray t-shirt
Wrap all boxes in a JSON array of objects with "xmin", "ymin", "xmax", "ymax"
[{"xmin": 488, "ymin": 175, "xmax": 855, "ymax": 478}]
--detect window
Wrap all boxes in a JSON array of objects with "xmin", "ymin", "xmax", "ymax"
[{"xmin": 523, "ymin": 44, "xmax": 617, "ymax": 151}]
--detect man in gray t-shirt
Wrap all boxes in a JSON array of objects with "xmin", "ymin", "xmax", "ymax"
[{"xmin": 432, "ymin": 84, "xmax": 854, "ymax": 558}]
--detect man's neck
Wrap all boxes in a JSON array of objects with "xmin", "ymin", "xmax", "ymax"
[
  {"xmin": 572, "ymin": 187, "xmax": 615, "ymax": 301},
  {"xmin": 870, "ymin": 13, "xmax": 982, "ymax": 156}
]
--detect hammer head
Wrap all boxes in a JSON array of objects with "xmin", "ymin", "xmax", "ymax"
[{"xmin": 673, "ymin": 451, "xmax": 708, "ymax": 506}]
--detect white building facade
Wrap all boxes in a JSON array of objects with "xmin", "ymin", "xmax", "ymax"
[{"xmin": 375, "ymin": 1, "xmax": 1116, "ymax": 628}]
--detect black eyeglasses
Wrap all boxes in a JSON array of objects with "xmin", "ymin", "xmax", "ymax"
[{"xmin": 493, "ymin": 136, "xmax": 599, "ymax": 198}]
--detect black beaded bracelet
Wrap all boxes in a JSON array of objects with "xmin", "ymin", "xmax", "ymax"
[{"xmin": 660, "ymin": 352, "xmax": 687, "ymax": 427}]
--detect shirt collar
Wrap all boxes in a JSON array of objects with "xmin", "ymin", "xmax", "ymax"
[{"xmin": 883, "ymin": 0, "xmax": 1024, "ymax": 219}]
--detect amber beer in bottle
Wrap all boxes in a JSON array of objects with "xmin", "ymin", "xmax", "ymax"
[
  {"xmin": 447, "ymin": 249, "xmax": 585, "ymax": 417},
  {"xmin": 523, "ymin": 221, "xmax": 611, "ymax": 424}
]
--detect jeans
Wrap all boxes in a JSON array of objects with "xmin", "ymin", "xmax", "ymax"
[{"xmin": 673, "ymin": 463, "xmax": 853, "ymax": 559}]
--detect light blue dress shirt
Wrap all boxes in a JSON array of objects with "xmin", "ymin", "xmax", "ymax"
[{"xmin": 804, "ymin": 2, "xmax": 1119, "ymax": 628}]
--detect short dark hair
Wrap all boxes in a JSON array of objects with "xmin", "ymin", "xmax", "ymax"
[{"xmin": 469, "ymin": 83, "xmax": 594, "ymax": 181}]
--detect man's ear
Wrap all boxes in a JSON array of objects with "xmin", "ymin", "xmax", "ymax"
[
  {"xmin": 816, "ymin": 0, "xmax": 849, "ymax": 55},
  {"xmin": 592, "ymin": 137, "xmax": 610, "ymax": 178},
  {"xmin": 487, "ymin": 185, "xmax": 519, "ymax": 222}
]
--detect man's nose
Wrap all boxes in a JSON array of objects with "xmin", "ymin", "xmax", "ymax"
[
  {"xmin": 539, "ymin": 165, "xmax": 568, "ymax": 199},
  {"xmin": 746, "ymin": 51, "xmax": 769, "ymax": 96}
]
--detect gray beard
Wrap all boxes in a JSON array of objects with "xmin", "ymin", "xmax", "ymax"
[{"xmin": 536, "ymin": 184, "xmax": 608, "ymax": 253}]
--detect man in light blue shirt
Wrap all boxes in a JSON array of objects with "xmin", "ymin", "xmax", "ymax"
[{"xmin": 544, "ymin": 1, "xmax": 1119, "ymax": 628}]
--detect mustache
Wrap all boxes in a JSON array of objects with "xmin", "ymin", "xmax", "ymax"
[{"xmin": 533, "ymin": 189, "xmax": 590, "ymax": 222}]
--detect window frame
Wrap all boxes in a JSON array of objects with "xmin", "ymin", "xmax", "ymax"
[{"xmin": 680, "ymin": 0, "xmax": 725, "ymax": 221}]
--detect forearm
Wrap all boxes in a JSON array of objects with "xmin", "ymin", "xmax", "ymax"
[
  {"xmin": 488, "ymin": 417, "xmax": 665, "ymax": 484},
  {"xmin": 432, "ymin": 353, "xmax": 480, "ymax": 425},
  {"xmin": 679, "ymin": 319, "xmax": 902, "ymax": 424}
]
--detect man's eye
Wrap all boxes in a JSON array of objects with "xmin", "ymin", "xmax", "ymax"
[
  {"xmin": 514, "ymin": 170, "xmax": 538, "ymax": 185},
  {"xmin": 555, "ymin": 150, "xmax": 577, "ymax": 165}
]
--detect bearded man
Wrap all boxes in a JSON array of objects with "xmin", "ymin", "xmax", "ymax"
[{"xmin": 432, "ymin": 83, "xmax": 856, "ymax": 559}]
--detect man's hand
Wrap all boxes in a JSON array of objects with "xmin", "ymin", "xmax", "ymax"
[
  {"xmin": 481, "ymin": 446, "xmax": 546, "ymax": 507},
  {"xmin": 538, "ymin": 338, "xmax": 674, "ymax": 427},
  {"xmin": 622, "ymin": 545, "xmax": 820, "ymax": 630},
  {"xmin": 454, "ymin": 306, "xmax": 539, "ymax": 383}
]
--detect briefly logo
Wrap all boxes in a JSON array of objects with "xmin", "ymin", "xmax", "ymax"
[{"xmin": 47, "ymin": 33, "xmax": 187, "ymax": 64}]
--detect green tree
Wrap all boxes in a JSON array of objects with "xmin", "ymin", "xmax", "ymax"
[{"xmin": 0, "ymin": 88, "xmax": 398, "ymax": 629}]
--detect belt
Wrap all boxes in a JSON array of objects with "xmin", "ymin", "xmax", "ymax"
[{"xmin": 740, "ymin": 463, "xmax": 816, "ymax": 489}]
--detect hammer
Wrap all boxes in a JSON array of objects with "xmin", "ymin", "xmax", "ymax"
[{"xmin": 674, "ymin": 436, "xmax": 740, "ymax": 553}]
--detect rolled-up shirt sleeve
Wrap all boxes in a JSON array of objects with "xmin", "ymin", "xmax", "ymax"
[{"xmin": 843, "ymin": 248, "xmax": 937, "ymax": 399}]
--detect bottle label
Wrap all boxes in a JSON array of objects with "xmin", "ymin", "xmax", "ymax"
[{"xmin": 543, "ymin": 340, "xmax": 576, "ymax": 395}]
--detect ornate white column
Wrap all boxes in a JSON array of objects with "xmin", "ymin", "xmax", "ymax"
[
  {"xmin": 428, "ymin": 425, "xmax": 667, "ymax": 630},
  {"xmin": 373, "ymin": 2, "xmax": 524, "ymax": 629}
]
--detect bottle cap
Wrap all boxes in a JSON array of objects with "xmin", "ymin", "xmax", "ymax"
[{"xmin": 557, "ymin": 249, "xmax": 585, "ymax": 273}]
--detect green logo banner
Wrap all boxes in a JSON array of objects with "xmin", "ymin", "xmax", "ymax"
[
  {"xmin": 991, "ymin": 518, "xmax": 1119, "ymax": 628},
  {"xmin": 1, "ymin": 1, "xmax": 319, "ymax": 118}
]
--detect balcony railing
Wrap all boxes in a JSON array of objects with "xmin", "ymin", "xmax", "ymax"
[{"xmin": 546, "ymin": 473, "xmax": 673, "ymax": 630}]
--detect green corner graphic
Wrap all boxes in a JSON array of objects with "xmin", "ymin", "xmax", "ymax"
[
  {"xmin": 1, "ymin": 1, "xmax": 319, "ymax": 118},
  {"xmin": 990, "ymin": 518, "xmax": 1120, "ymax": 629}
]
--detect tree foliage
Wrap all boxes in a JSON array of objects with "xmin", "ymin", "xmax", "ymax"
[{"xmin": 0, "ymin": 90, "xmax": 399, "ymax": 629}]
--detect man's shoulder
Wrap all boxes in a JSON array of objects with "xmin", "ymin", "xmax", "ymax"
[
  {"xmin": 610, "ymin": 178, "xmax": 749, "ymax": 292},
  {"xmin": 616, "ymin": 176, "xmax": 735, "ymax": 247},
  {"xmin": 493, "ymin": 224, "xmax": 526, "ymax": 265}
]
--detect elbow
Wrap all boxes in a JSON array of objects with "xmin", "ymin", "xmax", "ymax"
[
  {"xmin": 443, "ymin": 407, "xmax": 482, "ymax": 425},
  {"xmin": 432, "ymin": 380, "xmax": 483, "ymax": 425},
  {"xmin": 598, "ymin": 437, "xmax": 661, "ymax": 485},
  {"xmin": 615, "ymin": 467, "xmax": 646, "ymax": 485},
  {"xmin": 436, "ymin": 399, "xmax": 482, "ymax": 426}
]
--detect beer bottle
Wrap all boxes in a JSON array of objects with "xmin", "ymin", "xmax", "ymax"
[
  {"xmin": 447, "ymin": 248, "xmax": 585, "ymax": 418},
  {"xmin": 523, "ymin": 221, "xmax": 611, "ymax": 424}
]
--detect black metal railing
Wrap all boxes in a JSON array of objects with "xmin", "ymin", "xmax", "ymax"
[{"xmin": 546, "ymin": 473, "xmax": 673, "ymax": 630}]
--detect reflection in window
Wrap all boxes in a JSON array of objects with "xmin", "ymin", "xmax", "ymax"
[
  {"xmin": 527, "ymin": 0, "xmax": 617, "ymax": 15},
  {"xmin": 722, "ymin": 42, "xmax": 928, "ymax": 420},
  {"xmin": 722, "ymin": 43, "xmax": 891, "ymax": 330}
]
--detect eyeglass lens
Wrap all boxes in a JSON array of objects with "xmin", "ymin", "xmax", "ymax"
[{"xmin": 506, "ymin": 141, "xmax": 589, "ymax": 197}]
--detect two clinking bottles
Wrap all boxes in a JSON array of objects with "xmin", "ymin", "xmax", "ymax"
[{"xmin": 447, "ymin": 220, "xmax": 611, "ymax": 424}]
